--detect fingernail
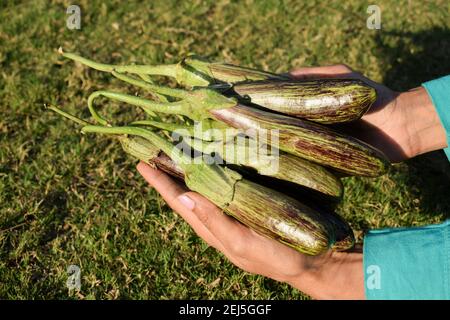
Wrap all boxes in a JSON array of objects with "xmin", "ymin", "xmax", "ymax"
[{"xmin": 177, "ymin": 194, "xmax": 195, "ymax": 210}]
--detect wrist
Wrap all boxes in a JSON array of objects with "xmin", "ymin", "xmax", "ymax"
[
  {"xmin": 287, "ymin": 251, "xmax": 364, "ymax": 299},
  {"xmin": 398, "ymin": 87, "xmax": 447, "ymax": 159}
]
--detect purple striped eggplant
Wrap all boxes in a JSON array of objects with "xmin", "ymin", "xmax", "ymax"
[
  {"xmin": 210, "ymin": 104, "xmax": 390, "ymax": 177},
  {"xmin": 230, "ymin": 79, "xmax": 376, "ymax": 124}
]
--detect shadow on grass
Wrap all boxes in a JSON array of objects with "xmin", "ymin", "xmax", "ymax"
[
  {"xmin": 38, "ymin": 190, "xmax": 69, "ymax": 245},
  {"xmin": 376, "ymin": 27, "xmax": 450, "ymax": 219}
]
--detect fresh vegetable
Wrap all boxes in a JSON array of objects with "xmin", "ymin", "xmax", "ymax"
[
  {"xmin": 83, "ymin": 86, "xmax": 389, "ymax": 177},
  {"xmin": 230, "ymin": 79, "xmax": 376, "ymax": 123},
  {"xmin": 210, "ymin": 105, "xmax": 390, "ymax": 177},
  {"xmin": 121, "ymin": 133, "xmax": 355, "ymax": 253}
]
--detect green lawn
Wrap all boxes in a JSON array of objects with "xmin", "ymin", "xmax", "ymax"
[{"xmin": 0, "ymin": 0, "xmax": 449, "ymax": 299}]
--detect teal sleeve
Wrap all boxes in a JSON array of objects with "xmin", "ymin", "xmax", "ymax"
[
  {"xmin": 422, "ymin": 75, "xmax": 450, "ymax": 160},
  {"xmin": 364, "ymin": 220, "xmax": 450, "ymax": 299}
]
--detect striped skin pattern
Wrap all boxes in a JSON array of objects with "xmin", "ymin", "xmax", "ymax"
[
  {"xmin": 186, "ymin": 138, "xmax": 343, "ymax": 199},
  {"xmin": 179, "ymin": 56, "xmax": 288, "ymax": 86},
  {"xmin": 232, "ymin": 79, "xmax": 377, "ymax": 124},
  {"xmin": 210, "ymin": 104, "xmax": 390, "ymax": 177},
  {"xmin": 320, "ymin": 211, "xmax": 355, "ymax": 251},
  {"xmin": 226, "ymin": 179, "xmax": 332, "ymax": 255},
  {"xmin": 272, "ymin": 153, "xmax": 343, "ymax": 199}
]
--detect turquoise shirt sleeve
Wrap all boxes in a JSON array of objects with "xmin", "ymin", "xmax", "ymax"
[
  {"xmin": 364, "ymin": 220, "xmax": 450, "ymax": 299},
  {"xmin": 363, "ymin": 75, "xmax": 450, "ymax": 300},
  {"xmin": 422, "ymin": 75, "xmax": 450, "ymax": 160}
]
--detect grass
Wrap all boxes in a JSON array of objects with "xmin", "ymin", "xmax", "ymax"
[{"xmin": 0, "ymin": 0, "xmax": 449, "ymax": 299}]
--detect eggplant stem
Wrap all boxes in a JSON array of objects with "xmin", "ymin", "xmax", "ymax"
[
  {"xmin": 131, "ymin": 120, "xmax": 195, "ymax": 135},
  {"xmin": 135, "ymin": 74, "xmax": 170, "ymax": 103},
  {"xmin": 80, "ymin": 125, "xmax": 187, "ymax": 164},
  {"xmin": 46, "ymin": 104, "xmax": 92, "ymax": 126},
  {"xmin": 111, "ymin": 71, "xmax": 187, "ymax": 98},
  {"xmin": 87, "ymin": 90, "xmax": 190, "ymax": 125},
  {"xmin": 59, "ymin": 49, "xmax": 178, "ymax": 78}
]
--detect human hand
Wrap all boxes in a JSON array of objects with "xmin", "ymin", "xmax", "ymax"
[
  {"xmin": 290, "ymin": 65, "xmax": 447, "ymax": 162},
  {"xmin": 137, "ymin": 162, "xmax": 364, "ymax": 299}
]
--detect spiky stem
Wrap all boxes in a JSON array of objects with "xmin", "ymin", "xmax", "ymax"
[
  {"xmin": 111, "ymin": 71, "xmax": 187, "ymax": 98},
  {"xmin": 59, "ymin": 49, "xmax": 178, "ymax": 78},
  {"xmin": 87, "ymin": 90, "xmax": 190, "ymax": 125},
  {"xmin": 135, "ymin": 74, "xmax": 170, "ymax": 103},
  {"xmin": 81, "ymin": 125, "xmax": 187, "ymax": 165},
  {"xmin": 46, "ymin": 104, "xmax": 92, "ymax": 126}
]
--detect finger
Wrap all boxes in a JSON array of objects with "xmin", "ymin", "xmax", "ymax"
[
  {"xmin": 289, "ymin": 64, "xmax": 353, "ymax": 79},
  {"xmin": 137, "ymin": 162, "xmax": 188, "ymax": 202},
  {"xmin": 176, "ymin": 191, "xmax": 252, "ymax": 257},
  {"xmin": 136, "ymin": 162, "xmax": 224, "ymax": 250},
  {"xmin": 289, "ymin": 65, "xmax": 383, "ymax": 95}
]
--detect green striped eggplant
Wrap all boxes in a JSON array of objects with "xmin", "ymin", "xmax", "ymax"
[
  {"xmin": 230, "ymin": 79, "xmax": 376, "ymax": 124},
  {"xmin": 49, "ymin": 103, "xmax": 354, "ymax": 255},
  {"xmin": 209, "ymin": 104, "xmax": 390, "ymax": 177},
  {"xmin": 180, "ymin": 136, "xmax": 343, "ymax": 199}
]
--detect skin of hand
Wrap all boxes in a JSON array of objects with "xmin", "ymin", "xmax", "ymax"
[{"xmin": 137, "ymin": 65, "xmax": 447, "ymax": 300}]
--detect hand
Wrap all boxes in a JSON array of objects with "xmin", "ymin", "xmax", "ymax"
[
  {"xmin": 290, "ymin": 65, "xmax": 447, "ymax": 162},
  {"xmin": 137, "ymin": 162, "xmax": 364, "ymax": 299}
]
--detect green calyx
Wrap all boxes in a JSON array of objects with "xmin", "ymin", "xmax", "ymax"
[
  {"xmin": 78, "ymin": 124, "xmax": 242, "ymax": 209},
  {"xmin": 189, "ymin": 87, "xmax": 238, "ymax": 113},
  {"xmin": 181, "ymin": 55, "xmax": 288, "ymax": 85},
  {"xmin": 184, "ymin": 162, "xmax": 242, "ymax": 208},
  {"xmin": 119, "ymin": 136, "xmax": 160, "ymax": 163},
  {"xmin": 86, "ymin": 87, "xmax": 237, "ymax": 125},
  {"xmin": 175, "ymin": 56, "xmax": 214, "ymax": 87}
]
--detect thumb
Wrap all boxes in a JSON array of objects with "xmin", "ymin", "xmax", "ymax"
[
  {"xmin": 176, "ymin": 192, "xmax": 250, "ymax": 254},
  {"xmin": 176, "ymin": 191, "xmax": 223, "ymax": 229},
  {"xmin": 289, "ymin": 64, "xmax": 354, "ymax": 79}
]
